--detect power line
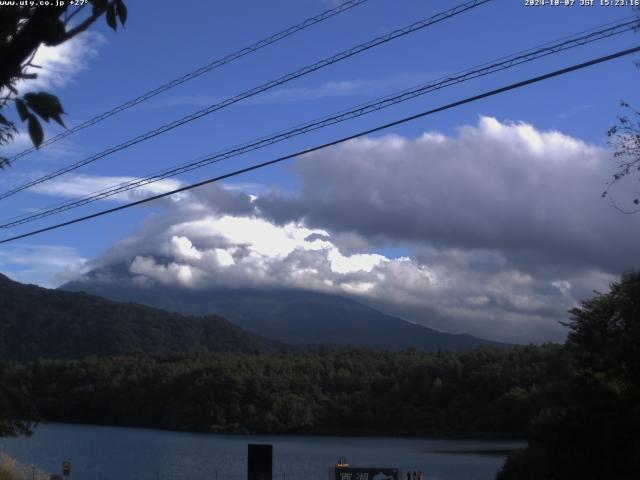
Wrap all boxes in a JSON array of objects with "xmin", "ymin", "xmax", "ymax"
[
  {"xmin": 1, "ymin": 45, "xmax": 637, "ymax": 245},
  {"xmin": 7, "ymin": 0, "xmax": 371, "ymax": 162},
  {"xmin": 0, "ymin": 0, "xmax": 493, "ymax": 201},
  {"xmin": 2, "ymin": 17, "xmax": 637, "ymax": 229}
]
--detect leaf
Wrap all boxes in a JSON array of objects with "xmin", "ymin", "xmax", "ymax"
[
  {"xmin": 50, "ymin": 113, "xmax": 66, "ymax": 128},
  {"xmin": 23, "ymin": 92, "xmax": 65, "ymax": 127},
  {"xmin": 27, "ymin": 114, "xmax": 44, "ymax": 148},
  {"xmin": 15, "ymin": 99, "xmax": 29, "ymax": 122},
  {"xmin": 115, "ymin": 0, "xmax": 127, "ymax": 26},
  {"xmin": 91, "ymin": 0, "xmax": 108, "ymax": 16},
  {"xmin": 106, "ymin": 3, "xmax": 117, "ymax": 31}
]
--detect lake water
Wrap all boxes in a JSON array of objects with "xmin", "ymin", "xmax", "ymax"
[{"xmin": 0, "ymin": 423, "xmax": 523, "ymax": 480}]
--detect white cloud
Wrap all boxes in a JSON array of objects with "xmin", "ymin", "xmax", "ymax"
[
  {"xmin": 256, "ymin": 79, "xmax": 367, "ymax": 103},
  {"xmin": 92, "ymin": 196, "xmax": 440, "ymax": 304},
  {"xmin": 0, "ymin": 245, "xmax": 88, "ymax": 287},
  {"xmin": 327, "ymin": 249, "xmax": 386, "ymax": 274},
  {"xmin": 30, "ymin": 174, "xmax": 185, "ymax": 202},
  {"xmin": 251, "ymin": 73, "xmax": 432, "ymax": 105},
  {"xmin": 17, "ymin": 31, "xmax": 106, "ymax": 92},
  {"xmin": 0, "ymin": 31, "xmax": 105, "ymax": 161}
]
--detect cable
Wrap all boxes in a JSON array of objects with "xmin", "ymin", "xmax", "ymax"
[
  {"xmin": 2, "ymin": 17, "xmax": 637, "ymax": 229},
  {"xmin": 1, "ymin": 45, "xmax": 637, "ymax": 245},
  {"xmin": 0, "ymin": 0, "xmax": 493, "ymax": 201},
  {"xmin": 8, "ymin": 0, "xmax": 371, "ymax": 162},
  {"xmin": 3, "ymin": 18, "xmax": 636, "ymax": 227}
]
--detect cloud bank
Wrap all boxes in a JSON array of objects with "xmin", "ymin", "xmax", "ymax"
[
  {"xmin": 73, "ymin": 117, "xmax": 637, "ymax": 343},
  {"xmin": 258, "ymin": 116, "xmax": 637, "ymax": 273}
]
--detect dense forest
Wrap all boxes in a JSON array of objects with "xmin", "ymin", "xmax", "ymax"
[{"xmin": 1, "ymin": 345, "xmax": 567, "ymax": 438}]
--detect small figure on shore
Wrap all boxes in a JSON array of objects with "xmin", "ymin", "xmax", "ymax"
[{"xmin": 406, "ymin": 472, "xmax": 411, "ymax": 480}]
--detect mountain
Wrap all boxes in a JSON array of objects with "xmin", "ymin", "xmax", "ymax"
[
  {"xmin": 0, "ymin": 273, "xmax": 283, "ymax": 359},
  {"xmin": 62, "ymin": 269, "xmax": 508, "ymax": 351}
]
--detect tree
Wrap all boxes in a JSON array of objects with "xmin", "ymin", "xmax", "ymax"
[
  {"xmin": 0, "ymin": 0, "xmax": 128, "ymax": 168},
  {"xmin": 604, "ymin": 102, "xmax": 640, "ymax": 213},
  {"xmin": 0, "ymin": 362, "xmax": 37, "ymax": 437},
  {"xmin": 497, "ymin": 272, "xmax": 640, "ymax": 480},
  {"xmin": 566, "ymin": 271, "xmax": 640, "ymax": 390},
  {"xmin": 0, "ymin": 0, "xmax": 128, "ymax": 437},
  {"xmin": 603, "ymin": 9, "xmax": 640, "ymax": 213}
]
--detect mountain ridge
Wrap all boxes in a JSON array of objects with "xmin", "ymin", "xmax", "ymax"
[{"xmin": 61, "ymin": 267, "xmax": 509, "ymax": 351}]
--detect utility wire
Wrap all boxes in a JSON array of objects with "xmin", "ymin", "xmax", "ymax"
[
  {"xmin": 1, "ymin": 45, "xmax": 637, "ymax": 245},
  {"xmin": 2, "ymin": 17, "xmax": 637, "ymax": 229},
  {"xmin": 7, "ymin": 0, "xmax": 371, "ymax": 162},
  {"xmin": 0, "ymin": 0, "xmax": 493, "ymax": 201}
]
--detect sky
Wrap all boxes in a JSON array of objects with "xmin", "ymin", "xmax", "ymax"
[{"xmin": 1, "ymin": 0, "xmax": 639, "ymax": 343}]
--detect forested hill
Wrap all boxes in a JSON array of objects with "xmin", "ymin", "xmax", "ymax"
[{"xmin": 0, "ymin": 273, "xmax": 284, "ymax": 359}]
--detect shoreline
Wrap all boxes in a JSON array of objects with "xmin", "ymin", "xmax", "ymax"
[{"xmin": 13, "ymin": 420, "xmax": 528, "ymax": 444}]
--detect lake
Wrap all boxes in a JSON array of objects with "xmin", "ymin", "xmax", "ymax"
[{"xmin": 0, "ymin": 423, "xmax": 523, "ymax": 480}]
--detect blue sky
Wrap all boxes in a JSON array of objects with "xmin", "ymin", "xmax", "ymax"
[{"xmin": 1, "ymin": 0, "xmax": 639, "ymax": 342}]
